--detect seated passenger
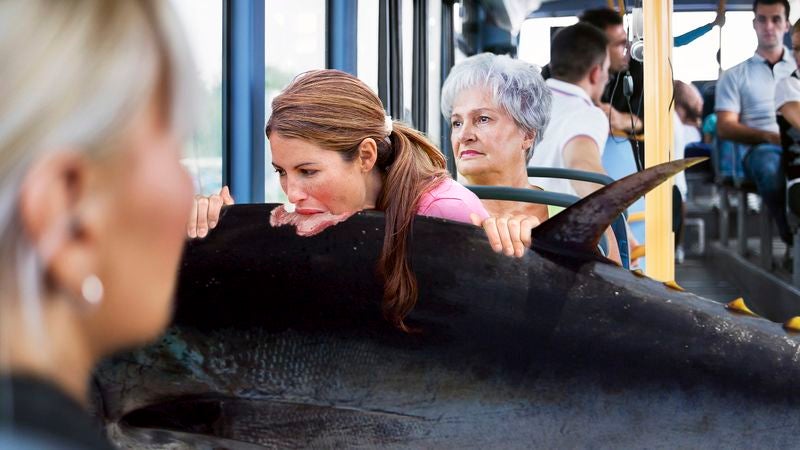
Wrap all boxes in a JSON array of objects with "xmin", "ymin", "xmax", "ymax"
[
  {"xmin": 528, "ymin": 23, "xmax": 621, "ymax": 262},
  {"xmin": 775, "ymin": 18, "xmax": 800, "ymax": 215},
  {"xmin": 576, "ymin": 8, "xmax": 643, "ymax": 135},
  {"xmin": 673, "ymin": 81, "xmax": 704, "ymax": 198},
  {"xmin": 440, "ymin": 53, "xmax": 552, "ymax": 225},
  {"xmin": 673, "ymin": 80, "xmax": 705, "ymax": 263},
  {"xmin": 189, "ymin": 69, "xmax": 538, "ymax": 331},
  {"xmin": 0, "ymin": 1, "xmax": 196, "ymax": 447},
  {"xmin": 529, "ymin": 23, "xmax": 610, "ymax": 197},
  {"xmin": 716, "ymin": 0, "xmax": 795, "ymax": 246}
]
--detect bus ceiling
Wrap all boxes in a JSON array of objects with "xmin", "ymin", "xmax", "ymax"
[
  {"xmin": 460, "ymin": 0, "xmax": 753, "ymax": 56},
  {"xmin": 528, "ymin": 0, "xmax": 754, "ymax": 18}
]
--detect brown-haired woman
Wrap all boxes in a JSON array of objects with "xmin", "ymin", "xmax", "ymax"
[{"xmin": 188, "ymin": 69, "xmax": 533, "ymax": 331}]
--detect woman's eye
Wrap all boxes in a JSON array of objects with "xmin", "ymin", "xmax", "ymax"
[
  {"xmin": 451, "ymin": 120, "xmax": 462, "ymax": 128},
  {"xmin": 273, "ymin": 167, "xmax": 286, "ymax": 176},
  {"xmin": 300, "ymin": 169, "xmax": 318, "ymax": 176},
  {"xmin": 478, "ymin": 116, "xmax": 490, "ymax": 123}
]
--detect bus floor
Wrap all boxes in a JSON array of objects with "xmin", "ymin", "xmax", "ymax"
[
  {"xmin": 675, "ymin": 255, "xmax": 742, "ymax": 304},
  {"xmin": 676, "ymin": 235, "xmax": 800, "ymax": 321}
]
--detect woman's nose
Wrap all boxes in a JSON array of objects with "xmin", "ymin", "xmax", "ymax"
[
  {"xmin": 286, "ymin": 178, "xmax": 307, "ymax": 203},
  {"xmin": 457, "ymin": 123, "xmax": 476, "ymax": 143}
]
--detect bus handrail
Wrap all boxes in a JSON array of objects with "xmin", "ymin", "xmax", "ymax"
[
  {"xmin": 466, "ymin": 185, "xmax": 579, "ymax": 207},
  {"xmin": 465, "ymin": 185, "xmax": 629, "ymax": 268},
  {"xmin": 527, "ymin": 167, "xmax": 615, "ymax": 186}
]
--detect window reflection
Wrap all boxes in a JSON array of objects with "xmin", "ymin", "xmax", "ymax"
[
  {"xmin": 264, "ymin": 0, "xmax": 326, "ymax": 202},
  {"xmin": 170, "ymin": 0, "xmax": 223, "ymax": 196}
]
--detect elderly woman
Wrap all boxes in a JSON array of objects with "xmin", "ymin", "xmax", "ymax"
[
  {"xmin": 441, "ymin": 53, "xmax": 552, "ymax": 229},
  {"xmin": 0, "ymin": 1, "xmax": 196, "ymax": 447},
  {"xmin": 442, "ymin": 53, "xmax": 626, "ymax": 265}
]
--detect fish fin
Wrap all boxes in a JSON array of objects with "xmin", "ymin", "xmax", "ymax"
[{"xmin": 531, "ymin": 158, "xmax": 706, "ymax": 257}]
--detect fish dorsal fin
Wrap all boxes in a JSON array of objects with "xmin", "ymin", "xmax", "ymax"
[{"xmin": 531, "ymin": 158, "xmax": 705, "ymax": 256}]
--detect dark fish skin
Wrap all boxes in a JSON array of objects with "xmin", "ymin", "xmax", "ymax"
[
  {"xmin": 92, "ymin": 160, "xmax": 800, "ymax": 448},
  {"xmin": 94, "ymin": 208, "xmax": 800, "ymax": 448}
]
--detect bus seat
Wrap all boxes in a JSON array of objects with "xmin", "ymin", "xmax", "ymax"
[
  {"xmin": 777, "ymin": 114, "xmax": 800, "ymax": 284},
  {"xmin": 684, "ymin": 142, "xmax": 713, "ymax": 181},
  {"xmin": 525, "ymin": 167, "xmax": 631, "ymax": 268},
  {"xmin": 601, "ymin": 135, "xmax": 645, "ymax": 260},
  {"xmin": 602, "ymin": 136, "xmax": 638, "ymax": 181},
  {"xmin": 778, "ymin": 115, "xmax": 800, "ymax": 217}
]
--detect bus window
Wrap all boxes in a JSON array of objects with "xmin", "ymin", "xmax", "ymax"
[
  {"xmin": 672, "ymin": 11, "xmax": 720, "ymax": 82},
  {"xmin": 264, "ymin": 0, "xmax": 326, "ymax": 202},
  {"xmin": 518, "ymin": 16, "xmax": 579, "ymax": 68},
  {"xmin": 402, "ymin": 0, "xmax": 414, "ymax": 124},
  {"xmin": 719, "ymin": 11, "xmax": 760, "ymax": 72},
  {"xmin": 358, "ymin": 0, "xmax": 379, "ymax": 93},
  {"xmin": 454, "ymin": 2, "xmax": 466, "ymax": 65},
  {"xmin": 171, "ymin": 0, "xmax": 223, "ymax": 196}
]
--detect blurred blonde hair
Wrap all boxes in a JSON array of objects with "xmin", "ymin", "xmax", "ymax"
[{"xmin": 0, "ymin": 0, "xmax": 197, "ymax": 329}]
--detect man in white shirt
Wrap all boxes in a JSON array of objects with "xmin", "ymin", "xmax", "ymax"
[
  {"xmin": 529, "ymin": 23, "xmax": 611, "ymax": 198},
  {"xmin": 716, "ymin": 0, "xmax": 796, "ymax": 246}
]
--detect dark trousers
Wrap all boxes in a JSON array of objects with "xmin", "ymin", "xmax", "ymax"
[{"xmin": 742, "ymin": 144, "xmax": 791, "ymax": 245}]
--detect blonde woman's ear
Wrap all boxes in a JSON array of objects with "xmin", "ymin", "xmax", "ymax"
[
  {"xmin": 19, "ymin": 151, "xmax": 86, "ymax": 248},
  {"xmin": 19, "ymin": 151, "xmax": 100, "ymax": 302}
]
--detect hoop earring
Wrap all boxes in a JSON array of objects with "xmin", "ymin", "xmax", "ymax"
[{"xmin": 81, "ymin": 274, "xmax": 104, "ymax": 306}]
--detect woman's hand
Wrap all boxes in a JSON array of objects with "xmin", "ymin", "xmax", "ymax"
[
  {"xmin": 187, "ymin": 186, "xmax": 235, "ymax": 238},
  {"xmin": 471, "ymin": 213, "xmax": 540, "ymax": 258}
]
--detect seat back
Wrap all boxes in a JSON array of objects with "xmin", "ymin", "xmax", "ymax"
[
  {"xmin": 778, "ymin": 115, "xmax": 800, "ymax": 216},
  {"xmin": 466, "ymin": 185, "xmax": 618, "ymax": 262}
]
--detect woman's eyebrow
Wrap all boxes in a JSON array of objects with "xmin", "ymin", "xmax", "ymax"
[{"xmin": 452, "ymin": 107, "xmax": 496, "ymax": 117}]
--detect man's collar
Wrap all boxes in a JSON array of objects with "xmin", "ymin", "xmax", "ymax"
[
  {"xmin": 546, "ymin": 78, "xmax": 593, "ymax": 106},
  {"xmin": 751, "ymin": 46, "xmax": 793, "ymax": 65}
]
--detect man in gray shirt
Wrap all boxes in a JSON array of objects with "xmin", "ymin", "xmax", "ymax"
[{"xmin": 716, "ymin": 0, "xmax": 796, "ymax": 245}]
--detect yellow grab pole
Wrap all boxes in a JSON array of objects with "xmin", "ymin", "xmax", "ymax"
[{"xmin": 643, "ymin": 0, "xmax": 674, "ymax": 281}]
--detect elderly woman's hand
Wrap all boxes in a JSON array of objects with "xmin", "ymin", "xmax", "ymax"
[
  {"xmin": 471, "ymin": 213, "xmax": 540, "ymax": 258},
  {"xmin": 187, "ymin": 186, "xmax": 235, "ymax": 238}
]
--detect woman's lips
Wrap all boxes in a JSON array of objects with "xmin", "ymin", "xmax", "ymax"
[
  {"xmin": 459, "ymin": 150, "xmax": 484, "ymax": 159},
  {"xmin": 270, "ymin": 205, "xmax": 355, "ymax": 236},
  {"xmin": 296, "ymin": 208, "xmax": 324, "ymax": 215}
]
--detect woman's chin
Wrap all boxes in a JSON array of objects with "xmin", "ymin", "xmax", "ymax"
[{"xmin": 456, "ymin": 164, "xmax": 487, "ymax": 178}]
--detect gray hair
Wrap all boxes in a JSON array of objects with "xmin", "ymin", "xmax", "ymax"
[
  {"xmin": 0, "ymin": 1, "xmax": 197, "ymax": 341},
  {"xmin": 441, "ymin": 53, "xmax": 551, "ymax": 163}
]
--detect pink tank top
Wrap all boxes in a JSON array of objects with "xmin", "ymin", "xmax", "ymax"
[{"xmin": 416, "ymin": 178, "xmax": 489, "ymax": 224}]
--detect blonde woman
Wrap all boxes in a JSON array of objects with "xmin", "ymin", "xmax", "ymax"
[{"xmin": 0, "ymin": 1, "xmax": 197, "ymax": 447}]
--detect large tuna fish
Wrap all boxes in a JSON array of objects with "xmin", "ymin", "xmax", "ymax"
[{"xmin": 93, "ymin": 159, "xmax": 800, "ymax": 449}]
